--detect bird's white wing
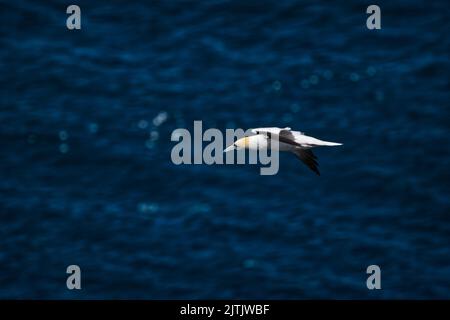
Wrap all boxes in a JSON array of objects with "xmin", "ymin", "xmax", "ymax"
[
  {"xmin": 251, "ymin": 127, "xmax": 304, "ymax": 147},
  {"xmin": 250, "ymin": 127, "xmax": 291, "ymax": 135}
]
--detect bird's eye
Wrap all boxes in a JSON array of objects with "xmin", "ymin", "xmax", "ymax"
[{"xmin": 256, "ymin": 131, "xmax": 259, "ymax": 134}]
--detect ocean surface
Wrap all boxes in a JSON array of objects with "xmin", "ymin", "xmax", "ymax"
[{"xmin": 1, "ymin": 0, "xmax": 449, "ymax": 299}]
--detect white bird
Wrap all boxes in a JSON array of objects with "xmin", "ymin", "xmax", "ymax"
[{"xmin": 224, "ymin": 127, "xmax": 342, "ymax": 175}]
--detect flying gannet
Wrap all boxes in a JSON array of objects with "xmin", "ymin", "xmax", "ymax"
[{"xmin": 224, "ymin": 127, "xmax": 342, "ymax": 175}]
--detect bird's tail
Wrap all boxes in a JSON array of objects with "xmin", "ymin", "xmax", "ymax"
[
  {"xmin": 298, "ymin": 134, "xmax": 342, "ymax": 147},
  {"xmin": 317, "ymin": 140, "xmax": 342, "ymax": 147}
]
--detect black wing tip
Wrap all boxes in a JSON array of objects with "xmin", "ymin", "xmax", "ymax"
[
  {"xmin": 293, "ymin": 149, "xmax": 321, "ymax": 176},
  {"xmin": 310, "ymin": 164, "xmax": 320, "ymax": 176}
]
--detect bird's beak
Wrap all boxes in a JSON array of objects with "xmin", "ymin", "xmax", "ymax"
[{"xmin": 224, "ymin": 144, "xmax": 236, "ymax": 153}]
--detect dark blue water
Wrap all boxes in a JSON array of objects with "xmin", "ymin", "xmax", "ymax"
[{"xmin": 1, "ymin": 0, "xmax": 449, "ymax": 299}]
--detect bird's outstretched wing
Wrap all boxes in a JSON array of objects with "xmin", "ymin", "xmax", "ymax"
[
  {"xmin": 292, "ymin": 148, "xmax": 320, "ymax": 175},
  {"xmin": 251, "ymin": 127, "xmax": 290, "ymax": 136},
  {"xmin": 278, "ymin": 129, "xmax": 304, "ymax": 147}
]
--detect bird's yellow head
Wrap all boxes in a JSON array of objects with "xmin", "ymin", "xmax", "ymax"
[
  {"xmin": 235, "ymin": 137, "xmax": 250, "ymax": 149},
  {"xmin": 224, "ymin": 136, "xmax": 250, "ymax": 152}
]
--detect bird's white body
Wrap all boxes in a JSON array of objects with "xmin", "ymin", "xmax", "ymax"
[
  {"xmin": 251, "ymin": 127, "xmax": 342, "ymax": 148},
  {"xmin": 242, "ymin": 134, "xmax": 294, "ymax": 151},
  {"xmin": 224, "ymin": 126, "xmax": 342, "ymax": 175}
]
